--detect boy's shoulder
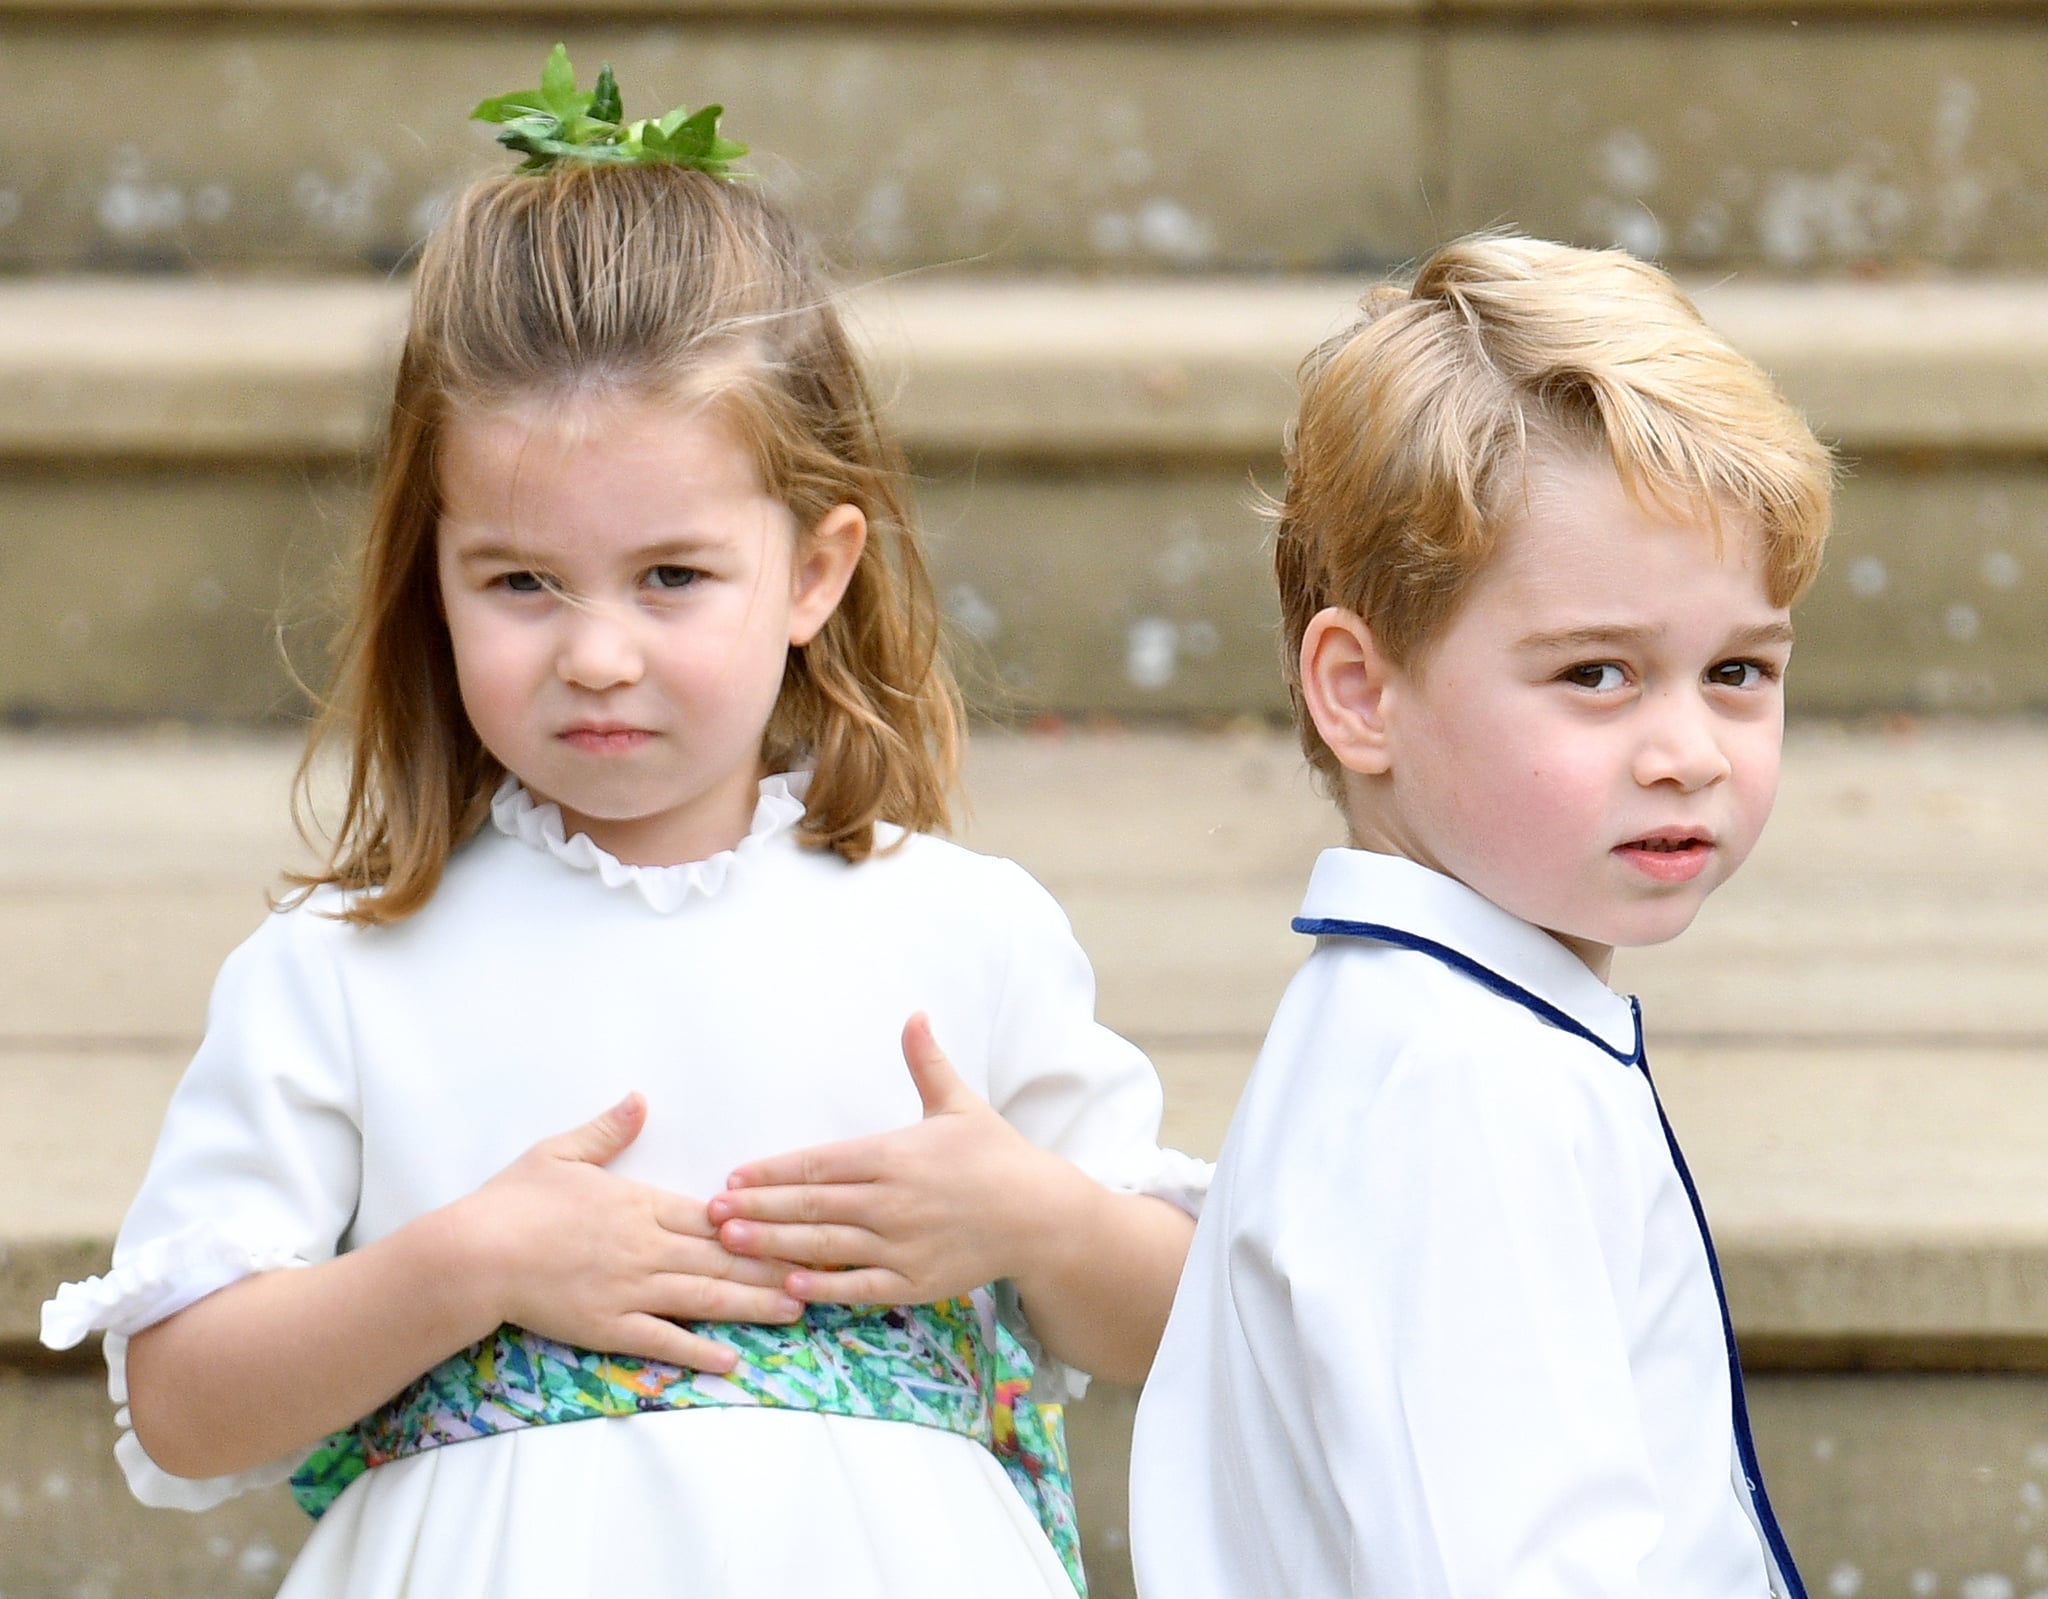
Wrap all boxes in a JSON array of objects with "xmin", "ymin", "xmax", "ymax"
[
  {"xmin": 1223, "ymin": 889, "xmax": 1670, "ymax": 1251},
  {"xmin": 1281, "ymin": 936, "xmax": 1637, "ymax": 1115},
  {"xmin": 1248, "ymin": 847, "xmax": 1655, "ymax": 1140},
  {"xmin": 1291, "ymin": 847, "xmax": 1639, "ymax": 1047}
]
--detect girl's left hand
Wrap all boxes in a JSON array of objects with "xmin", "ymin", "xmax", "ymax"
[{"xmin": 709, "ymin": 1013, "xmax": 1082, "ymax": 1305}]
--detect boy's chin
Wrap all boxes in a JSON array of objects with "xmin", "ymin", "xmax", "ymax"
[
  {"xmin": 1536, "ymin": 894, "xmax": 1719, "ymax": 975},
  {"xmin": 1568, "ymin": 902, "xmax": 1711, "ymax": 956}
]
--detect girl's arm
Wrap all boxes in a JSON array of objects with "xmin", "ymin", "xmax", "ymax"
[
  {"xmin": 126, "ymin": 1094, "xmax": 804, "ymax": 1481},
  {"xmin": 711, "ymin": 1015, "xmax": 1195, "ymax": 1383}
]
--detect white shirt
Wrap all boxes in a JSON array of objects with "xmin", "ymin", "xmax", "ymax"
[
  {"xmin": 1130, "ymin": 848, "xmax": 1799, "ymax": 1599},
  {"xmin": 44, "ymin": 776, "xmax": 1206, "ymax": 1599}
]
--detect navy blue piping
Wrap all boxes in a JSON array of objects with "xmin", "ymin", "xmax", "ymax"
[
  {"xmin": 1637, "ymin": 1058, "xmax": 1808, "ymax": 1599},
  {"xmin": 1294, "ymin": 914, "xmax": 1807, "ymax": 1599},
  {"xmin": 1291, "ymin": 918, "xmax": 1643, "ymax": 1064}
]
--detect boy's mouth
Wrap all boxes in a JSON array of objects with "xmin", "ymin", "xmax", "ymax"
[{"xmin": 1614, "ymin": 831, "xmax": 1714, "ymax": 883}]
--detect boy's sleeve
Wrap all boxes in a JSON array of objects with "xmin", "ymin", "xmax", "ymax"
[
  {"xmin": 40, "ymin": 906, "xmax": 363, "ymax": 1511},
  {"xmin": 1261, "ymin": 1042, "xmax": 1668, "ymax": 1598}
]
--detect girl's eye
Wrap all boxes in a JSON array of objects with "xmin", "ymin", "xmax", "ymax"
[
  {"xmin": 500, "ymin": 571, "xmax": 545, "ymax": 594},
  {"xmin": 1707, "ymin": 658, "xmax": 1773, "ymax": 689},
  {"xmin": 647, "ymin": 565, "xmax": 699, "ymax": 591},
  {"xmin": 1562, "ymin": 662, "xmax": 1626, "ymax": 692}
]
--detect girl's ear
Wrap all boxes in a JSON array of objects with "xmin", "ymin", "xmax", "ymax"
[
  {"xmin": 1300, "ymin": 606, "xmax": 1398, "ymax": 776},
  {"xmin": 788, "ymin": 503, "xmax": 868, "ymax": 646}
]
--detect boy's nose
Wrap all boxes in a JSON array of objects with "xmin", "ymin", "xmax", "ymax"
[
  {"xmin": 1633, "ymin": 690, "xmax": 1732, "ymax": 792},
  {"xmin": 556, "ymin": 604, "xmax": 645, "ymax": 691}
]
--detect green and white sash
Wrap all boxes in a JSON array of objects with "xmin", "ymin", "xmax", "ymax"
[{"xmin": 292, "ymin": 1296, "xmax": 1085, "ymax": 1595}]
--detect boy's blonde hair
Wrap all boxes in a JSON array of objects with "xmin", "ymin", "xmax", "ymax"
[
  {"xmin": 291, "ymin": 163, "xmax": 961, "ymax": 925},
  {"xmin": 1274, "ymin": 233, "xmax": 1834, "ymax": 784}
]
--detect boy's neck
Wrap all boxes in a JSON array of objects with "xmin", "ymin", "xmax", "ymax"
[{"xmin": 1338, "ymin": 784, "xmax": 1617, "ymax": 984}]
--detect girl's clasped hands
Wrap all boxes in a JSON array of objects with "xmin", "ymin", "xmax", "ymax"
[{"xmin": 480, "ymin": 1009, "xmax": 1162, "ymax": 1383}]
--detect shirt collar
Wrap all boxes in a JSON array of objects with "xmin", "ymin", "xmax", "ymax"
[
  {"xmin": 1294, "ymin": 848, "xmax": 1642, "ymax": 1061},
  {"xmin": 488, "ymin": 771, "xmax": 810, "ymax": 914}
]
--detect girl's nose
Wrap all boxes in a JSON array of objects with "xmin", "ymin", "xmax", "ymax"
[
  {"xmin": 1632, "ymin": 690, "xmax": 1733, "ymax": 792},
  {"xmin": 556, "ymin": 604, "xmax": 645, "ymax": 691}
]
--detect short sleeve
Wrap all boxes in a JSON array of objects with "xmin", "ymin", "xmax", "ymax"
[
  {"xmin": 1268, "ymin": 1043, "xmax": 1667, "ymax": 1597},
  {"xmin": 978, "ymin": 860, "xmax": 1212, "ymax": 1399},
  {"xmin": 980, "ymin": 858, "xmax": 1211, "ymax": 1213},
  {"xmin": 39, "ymin": 903, "xmax": 363, "ymax": 1510}
]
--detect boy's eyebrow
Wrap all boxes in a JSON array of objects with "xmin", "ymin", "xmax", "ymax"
[
  {"xmin": 1515, "ymin": 619, "xmax": 1797, "ymax": 653},
  {"xmin": 1514, "ymin": 624, "xmax": 1659, "ymax": 654},
  {"xmin": 1725, "ymin": 619, "xmax": 1798, "ymax": 650}
]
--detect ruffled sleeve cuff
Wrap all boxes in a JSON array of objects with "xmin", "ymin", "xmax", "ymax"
[
  {"xmin": 1121, "ymin": 1146, "xmax": 1214, "ymax": 1219},
  {"xmin": 41, "ymin": 1222, "xmax": 313, "ymax": 1510}
]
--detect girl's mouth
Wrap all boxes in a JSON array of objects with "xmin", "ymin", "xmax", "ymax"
[
  {"xmin": 560, "ymin": 727, "xmax": 653, "ymax": 754},
  {"xmin": 1614, "ymin": 834, "xmax": 1713, "ymax": 883}
]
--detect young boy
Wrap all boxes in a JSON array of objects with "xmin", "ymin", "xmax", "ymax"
[{"xmin": 1128, "ymin": 235, "xmax": 1833, "ymax": 1599}]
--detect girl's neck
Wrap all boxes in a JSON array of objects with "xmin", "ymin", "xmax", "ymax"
[{"xmin": 532, "ymin": 763, "xmax": 772, "ymax": 868}]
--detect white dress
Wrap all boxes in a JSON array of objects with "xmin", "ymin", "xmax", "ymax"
[{"xmin": 44, "ymin": 775, "xmax": 1207, "ymax": 1599}]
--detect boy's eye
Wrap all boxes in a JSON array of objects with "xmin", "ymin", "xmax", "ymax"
[
  {"xmin": 1707, "ymin": 659, "xmax": 1772, "ymax": 689},
  {"xmin": 1561, "ymin": 662, "xmax": 1626, "ymax": 692},
  {"xmin": 647, "ymin": 565, "xmax": 700, "ymax": 590}
]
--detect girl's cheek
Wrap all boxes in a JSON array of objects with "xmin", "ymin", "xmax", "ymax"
[{"xmin": 460, "ymin": 629, "xmax": 536, "ymax": 677}]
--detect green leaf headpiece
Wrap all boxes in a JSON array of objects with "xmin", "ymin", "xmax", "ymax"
[{"xmin": 471, "ymin": 45, "xmax": 748, "ymax": 179}]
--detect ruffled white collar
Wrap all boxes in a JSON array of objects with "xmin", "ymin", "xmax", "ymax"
[{"xmin": 489, "ymin": 771, "xmax": 809, "ymax": 913}]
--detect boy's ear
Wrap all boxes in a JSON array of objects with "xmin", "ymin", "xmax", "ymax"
[
  {"xmin": 1299, "ymin": 606, "xmax": 1397, "ymax": 776},
  {"xmin": 789, "ymin": 503, "xmax": 868, "ymax": 646}
]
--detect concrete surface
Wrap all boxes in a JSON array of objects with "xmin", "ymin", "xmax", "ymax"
[
  {"xmin": 11, "ymin": 276, "xmax": 2048, "ymax": 459},
  {"xmin": 5, "ymin": 18, "xmax": 2048, "ymax": 273},
  {"xmin": 6, "ymin": 455, "xmax": 2048, "ymax": 722},
  {"xmin": 4, "ymin": 277, "xmax": 2048, "ymax": 722},
  {"xmin": 13, "ymin": 0, "xmax": 2044, "ymax": 14},
  {"xmin": 5, "ymin": 0, "xmax": 2042, "ymax": 13},
  {"xmin": 0, "ymin": 25, "xmax": 1430, "ymax": 275}
]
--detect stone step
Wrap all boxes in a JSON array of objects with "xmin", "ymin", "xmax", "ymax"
[
  {"xmin": 17, "ymin": 275, "xmax": 2048, "ymax": 458},
  {"xmin": 3, "ymin": 4, "xmax": 2047, "ymax": 275},
  {"xmin": 2, "ymin": 723, "xmax": 2045, "ymax": 1052},
  {"xmin": 4, "ymin": 723, "xmax": 2048, "ymax": 1599},
  {"xmin": 3, "ymin": 275, "xmax": 2046, "ymax": 723}
]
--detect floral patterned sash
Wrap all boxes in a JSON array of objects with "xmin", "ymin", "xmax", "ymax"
[{"xmin": 291, "ymin": 1296, "xmax": 1085, "ymax": 1596}]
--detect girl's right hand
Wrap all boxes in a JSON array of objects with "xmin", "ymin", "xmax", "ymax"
[{"xmin": 456, "ymin": 1093, "xmax": 806, "ymax": 1373}]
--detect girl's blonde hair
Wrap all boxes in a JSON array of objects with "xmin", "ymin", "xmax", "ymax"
[
  {"xmin": 290, "ymin": 163, "xmax": 962, "ymax": 925},
  {"xmin": 1274, "ymin": 233, "xmax": 1835, "ymax": 785}
]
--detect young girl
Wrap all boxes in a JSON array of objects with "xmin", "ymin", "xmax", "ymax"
[{"xmin": 42, "ymin": 54, "xmax": 1202, "ymax": 1599}]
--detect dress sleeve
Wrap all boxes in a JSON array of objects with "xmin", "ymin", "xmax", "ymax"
[
  {"xmin": 39, "ymin": 904, "xmax": 362, "ymax": 1511},
  {"xmin": 1259, "ymin": 1043, "xmax": 1667, "ymax": 1598},
  {"xmin": 980, "ymin": 858, "xmax": 1210, "ymax": 1213},
  {"xmin": 978, "ymin": 860, "xmax": 1212, "ymax": 1399}
]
